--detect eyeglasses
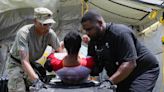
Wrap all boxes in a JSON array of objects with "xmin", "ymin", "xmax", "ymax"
[
  {"xmin": 42, "ymin": 23, "xmax": 52, "ymax": 27},
  {"xmin": 40, "ymin": 23, "xmax": 52, "ymax": 27}
]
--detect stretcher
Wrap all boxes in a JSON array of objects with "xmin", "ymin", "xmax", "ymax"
[{"xmin": 30, "ymin": 79, "xmax": 116, "ymax": 92}]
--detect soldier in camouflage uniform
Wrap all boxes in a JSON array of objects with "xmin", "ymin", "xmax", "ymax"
[{"xmin": 7, "ymin": 7, "xmax": 62, "ymax": 92}]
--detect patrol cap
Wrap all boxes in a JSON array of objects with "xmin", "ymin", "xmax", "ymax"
[{"xmin": 34, "ymin": 7, "xmax": 56, "ymax": 24}]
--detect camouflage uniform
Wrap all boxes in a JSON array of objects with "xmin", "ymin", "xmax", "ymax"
[{"xmin": 7, "ymin": 58, "xmax": 29, "ymax": 92}]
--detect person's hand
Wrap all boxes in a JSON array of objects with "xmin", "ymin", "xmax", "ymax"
[
  {"xmin": 99, "ymin": 79, "xmax": 114, "ymax": 89},
  {"xmin": 29, "ymin": 79, "xmax": 46, "ymax": 92},
  {"xmin": 60, "ymin": 41, "xmax": 64, "ymax": 50},
  {"xmin": 82, "ymin": 35, "xmax": 90, "ymax": 44}
]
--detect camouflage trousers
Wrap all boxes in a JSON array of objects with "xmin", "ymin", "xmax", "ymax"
[{"xmin": 7, "ymin": 57, "xmax": 32, "ymax": 92}]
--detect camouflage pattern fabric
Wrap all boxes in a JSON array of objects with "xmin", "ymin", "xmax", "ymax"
[{"xmin": 7, "ymin": 57, "xmax": 31, "ymax": 92}]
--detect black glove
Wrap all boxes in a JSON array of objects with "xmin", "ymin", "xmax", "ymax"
[
  {"xmin": 30, "ymin": 79, "xmax": 46, "ymax": 92},
  {"xmin": 44, "ymin": 59, "xmax": 53, "ymax": 72},
  {"xmin": 30, "ymin": 61, "xmax": 47, "ymax": 82},
  {"xmin": 99, "ymin": 79, "xmax": 114, "ymax": 89}
]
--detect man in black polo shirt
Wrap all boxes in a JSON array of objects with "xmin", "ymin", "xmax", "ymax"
[{"xmin": 81, "ymin": 10, "xmax": 159, "ymax": 92}]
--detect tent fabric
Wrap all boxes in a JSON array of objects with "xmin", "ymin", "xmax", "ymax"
[
  {"xmin": 0, "ymin": 0, "xmax": 59, "ymax": 13},
  {"xmin": 0, "ymin": 8, "xmax": 33, "ymax": 42},
  {"xmin": 0, "ymin": 0, "xmax": 163, "ymax": 42},
  {"xmin": 89, "ymin": 0, "xmax": 163, "ymax": 26}
]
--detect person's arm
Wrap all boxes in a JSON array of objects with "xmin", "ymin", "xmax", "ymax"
[
  {"xmin": 19, "ymin": 50, "xmax": 38, "ymax": 81},
  {"xmin": 16, "ymin": 30, "xmax": 38, "ymax": 81},
  {"xmin": 108, "ymin": 27, "xmax": 138, "ymax": 84},
  {"xmin": 55, "ymin": 41, "xmax": 65, "ymax": 52},
  {"xmin": 88, "ymin": 41, "xmax": 103, "ymax": 76},
  {"xmin": 49, "ymin": 30, "xmax": 64, "ymax": 52},
  {"xmin": 109, "ymin": 60, "xmax": 136, "ymax": 84}
]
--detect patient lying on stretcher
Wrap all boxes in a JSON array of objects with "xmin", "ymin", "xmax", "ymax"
[{"xmin": 44, "ymin": 31, "xmax": 95, "ymax": 84}]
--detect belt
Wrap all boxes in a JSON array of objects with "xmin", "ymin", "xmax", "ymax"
[
  {"xmin": 10, "ymin": 54, "xmax": 21, "ymax": 64},
  {"xmin": 10, "ymin": 54, "xmax": 47, "ymax": 82}
]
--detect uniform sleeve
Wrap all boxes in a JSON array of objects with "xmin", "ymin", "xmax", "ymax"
[
  {"xmin": 49, "ymin": 30, "xmax": 60, "ymax": 50},
  {"xmin": 14, "ymin": 30, "xmax": 29, "ymax": 59},
  {"xmin": 16, "ymin": 31, "xmax": 28, "ymax": 51},
  {"xmin": 115, "ymin": 32, "xmax": 137, "ymax": 62}
]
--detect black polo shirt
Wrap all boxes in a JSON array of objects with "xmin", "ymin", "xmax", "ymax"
[{"xmin": 88, "ymin": 23, "xmax": 159, "ymax": 77}]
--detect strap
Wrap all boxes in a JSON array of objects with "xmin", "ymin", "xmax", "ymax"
[
  {"xmin": 10, "ymin": 53, "xmax": 47, "ymax": 82},
  {"xmin": 10, "ymin": 54, "xmax": 21, "ymax": 64}
]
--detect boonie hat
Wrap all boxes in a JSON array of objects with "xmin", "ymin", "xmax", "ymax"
[{"xmin": 34, "ymin": 7, "xmax": 56, "ymax": 24}]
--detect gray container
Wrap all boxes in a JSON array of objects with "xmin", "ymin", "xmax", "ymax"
[{"xmin": 0, "ymin": 77, "xmax": 8, "ymax": 92}]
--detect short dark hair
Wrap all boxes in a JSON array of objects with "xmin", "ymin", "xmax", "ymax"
[
  {"xmin": 64, "ymin": 31, "xmax": 82, "ymax": 55},
  {"xmin": 81, "ymin": 10, "xmax": 102, "ymax": 23}
]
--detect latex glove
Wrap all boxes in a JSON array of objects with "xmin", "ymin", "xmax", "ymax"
[
  {"xmin": 29, "ymin": 79, "xmax": 45, "ymax": 92},
  {"xmin": 99, "ymin": 79, "xmax": 113, "ymax": 89},
  {"xmin": 82, "ymin": 35, "xmax": 90, "ymax": 44},
  {"xmin": 60, "ymin": 41, "xmax": 64, "ymax": 50}
]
